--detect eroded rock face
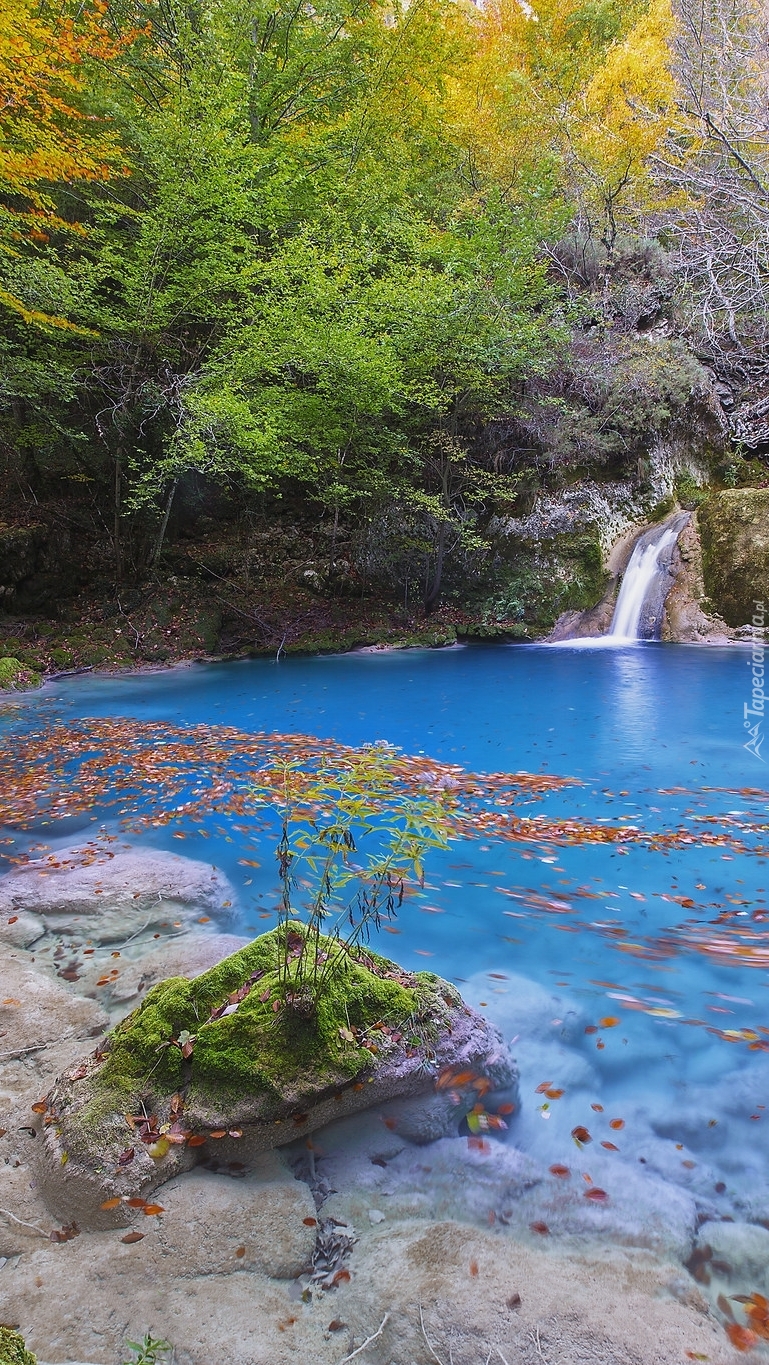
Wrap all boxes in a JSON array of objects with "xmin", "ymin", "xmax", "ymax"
[
  {"xmin": 662, "ymin": 516, "xmax": 735, "ymax": 643},
  {"xmin": 31, "ymin": 933, "xmax": 517, "ymax": 1229}
]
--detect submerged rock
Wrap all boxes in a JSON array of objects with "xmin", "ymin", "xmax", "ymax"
[
  {"xmin": 33, "ymin": 929, "xmax": 516, "ymax": 1227},
  {"xmin": 0, "ymin": 842, "xmax": 236, "ymax": 941},
  {"xmin": 154, "ymin": 1152, "xmax": 317, "ymax": 1279}
]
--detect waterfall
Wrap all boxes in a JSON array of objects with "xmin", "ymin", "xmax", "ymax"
[{"xmin": 606, "ymin": 512, "xmax": 690, "ymax": 642}]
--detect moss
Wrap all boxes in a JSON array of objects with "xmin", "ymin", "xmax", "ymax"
[
  {"xmin": 699, "ymin": 489, "xmax": 769, "ymax": 626},
  {"xmin": 0, "ymin": 1328, "xmax": 36, "ymax": 1365},
  {"xmin": 0, "ymin": 656, "xmax": 42, "ymax": 691},
  {"xmin": 475, "ymin": 530, "xmax": 610, "ymax": 633},
  {"xmin": 97, "ymin": 929, "xmax": 422, "ymax": 1114}
]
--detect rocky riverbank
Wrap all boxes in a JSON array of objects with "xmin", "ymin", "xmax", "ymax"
[{"xmin": 0, "ymin": 840, "xmax": 756, "ymax": 1364}]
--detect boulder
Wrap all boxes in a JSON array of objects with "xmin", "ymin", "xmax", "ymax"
[
  {"xmin": 32, "ymin": 930, "xmax": 517, "ymax": 1228},
  {"xmin": 0, "ymin": 842, "xmax": 237, "ymax": 943}
]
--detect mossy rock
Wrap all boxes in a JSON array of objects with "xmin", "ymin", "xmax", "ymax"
[
  {"xmin": 35, "ymin": 928, "xmax": 515, "ymax": 1227},
  {"xmin": 699, "ymin": 489, "xmax": 769, "ymax": 626},
  {"xmin": 0, "ymin": 656, "xmax": 42, "ymax": 691},
  {"xmin": 0, "ymin": 1328, "xmax": 36, "ymax": 1365}
]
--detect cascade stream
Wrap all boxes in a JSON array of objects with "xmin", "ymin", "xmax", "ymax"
[{"xmin": 606, "ymin": 511, "xmax": 689, "ymax": 641}]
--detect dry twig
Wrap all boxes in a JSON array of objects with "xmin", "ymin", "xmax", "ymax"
[
  {"xmin": 337, "ymin": 1313, "xmax": 390, "ymax": 1363},
  {"xmin": 419, "ymin": 1303, "xmax": 446, "ymax": 1365}
]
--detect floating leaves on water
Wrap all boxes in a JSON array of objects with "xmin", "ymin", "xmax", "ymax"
[
  {"xmin": 549, "ymin": 1164, "xmax": 570, "ymax": 1179},
  {"xmin": 609, "ymin": 1119, "xmax": 625, "ymax": 1131},
  {"xmin": 599, "ymin": 1016, "xmax": 620, "ymax": 1028},
  {"xmin": 601, "ymin": 1141, "xmax": 620, "ymax": 1152},
  {"xmin": 583, "ymin": 1188, "xmax": 609, "ymax": 1202},
  {"xmin": 725, "ymin": 1324, "xmax": 758, "ymax": 1351},
  {"xmin": 591, "ymin": 1103, "xmax": 604, "ymax": 1112},
  {"xmin": 529, "ymin": 1222, "xmax": 549, "ymax": 1235},
  {"xmin": 571, "ymin": 1126, "xmax": 592, "ymax": 1148}
]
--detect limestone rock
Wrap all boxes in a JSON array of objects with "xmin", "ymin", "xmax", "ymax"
[
  {"xmin": 662, "ymin": 516, "xmax": 735, "ymax": 643},
  {"xmin": 0, "ymin": 949, "xmax": 108, "ymax": 1055},
  {"xmin": 0, "ymin": 912, "xmax": 44, "ymax": 949},
  {"xmin": 0, "ymin": 842, "xmax": 237, "ymax": 942},
  {"xmin": 155, "ymin": 1153, "xmax": 317, "ymax": 1278},
  {"xmin": 699, "ymin": 488, "xmax": 769, "ymax": 627},
  {"xmin": 696, "ymin": 1219, "xmax": 769, "ymax": 1290}
]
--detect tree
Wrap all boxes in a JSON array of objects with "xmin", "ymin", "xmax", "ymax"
[{"xmin": 0, "ymin": 0, "xmax": 143, "ymax": 325}]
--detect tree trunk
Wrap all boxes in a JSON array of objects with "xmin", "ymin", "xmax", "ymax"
[{"xmin": 424, "ymin": 522, "xmax": 446, "ymax": 614}]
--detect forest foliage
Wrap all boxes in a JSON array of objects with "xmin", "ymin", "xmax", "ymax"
[{"xmin": 1, "ymin": 0, "xmax": 767, "ymax": 600}]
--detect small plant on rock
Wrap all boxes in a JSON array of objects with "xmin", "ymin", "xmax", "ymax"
[
  {"xmin": 122, "ymin": 1334, "xmax": 172, "ymax": 1365},
  {"xmin": 253, "ymin": 744, "xmax": 453, "ymax": 1020}
]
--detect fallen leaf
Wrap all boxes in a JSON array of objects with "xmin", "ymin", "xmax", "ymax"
[
  {"xmin": 142, "ymin": 1204, "xmax": 165, "ymax": 1215},
  {"xmin": 100, "ymin": 1198, "xmax": 122, "ymax": 1210},
  {"xmin": 235, "ymin": 1246, "xmax": 246, "ymax": 1258},
  {"xmin": 529, "ymin": 1221, "xmax": 549, "ymax": 1235},
  {"xmin": 583, "ymin": 1188, "xmax": 609, "ymax": 1202},
  {"xmin": 549, "ymin": 1164, "xmax": 570, "ymax": 1178},
  {"xmin": 303, "ymin": 1217, "xmax": 317, "ymax": 1227},
  {"xmin": 121, "ymin": 1232, "xmax": 144, "ymax": 1244},
  {"xmin": 125, "ymin": 1198, "xmax": 146, "ymax": 1208},
  {"xmin": 571, "ymin": 1126, "xmax": 592, "ymax": 1147},
  {"xmin": 725, "ymin": 1323, "xmax": 758, "ymax": 1351},
  {"xmin": 327, "ymin": 1320, "xmax": 347, "ymax": 1332}
]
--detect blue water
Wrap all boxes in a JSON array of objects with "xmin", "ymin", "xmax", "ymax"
[
  {"xmin": 5, "ymin": 642, "xmax": 769, "ymax": 1227},
  {"xmin": 7, "ymin": 642, "xmax": 766, "ymax": 1012}
]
